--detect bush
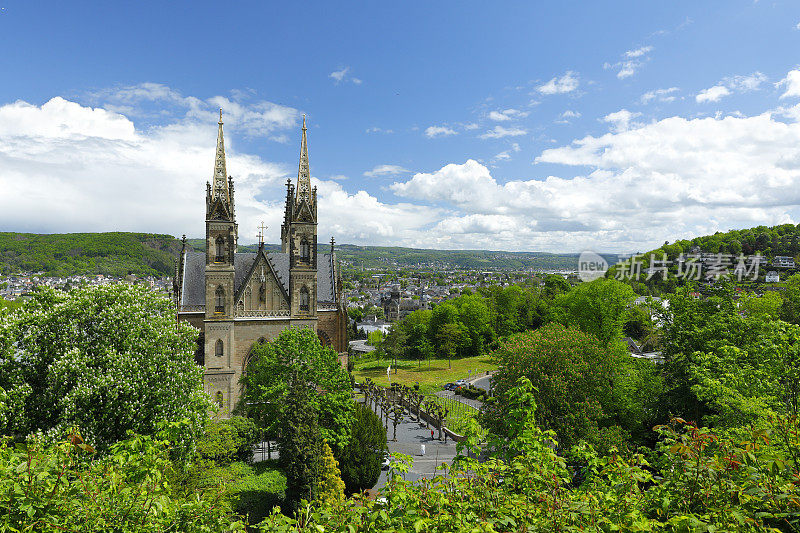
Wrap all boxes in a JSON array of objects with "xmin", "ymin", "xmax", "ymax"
[
  {"xmin": 227, "ymin": 461, "xmax": 287, "ymax": 526},
  {"xmin": 197, "ymin": 416, "xmax": 259, "ymax": 465}
]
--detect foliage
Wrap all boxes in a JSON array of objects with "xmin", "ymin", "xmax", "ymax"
[
  {"xmin": 315, "ymin": 442, "xmax": 346, "ymax": 507},
  {"xmin": 552, "ymin": 277, "xmax": 636, "ymax": 347},
  {"xmin": 279, "ymin": 371, "xmax": 324, "ymax": 511},
  {"xmin": 0, "ymin": 431, "xmax": 244, "ymax": 532},
  {"xmin": 0, "ymin": 284, "xmax": 210, "ymax": 453},
  {"xmin": 336, "ymin": 403, "xmax": 386, "ymax": 495},
  {"xmin": 258, "ymin": 379, "xmax": 800, "ymax": 533},
  {"xmin": 196, "ymin": 416, "xmax": 259, "ymax": 466},
  {"xmin": 486, "ymin": 323, "xmax": 627, "ymax": 449},
  {"xmin": 238, "ymin": 327, "xmax": 354, "ymax": 452},
  {"xmin": 0, "ymin": 231, "xmax": 182, "ymax": 277},
  {"xmin": 225, "ymin": 461, "xmax": 287, "ymax": 526}
]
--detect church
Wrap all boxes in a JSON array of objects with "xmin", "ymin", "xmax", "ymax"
[{"xmin": 173, "ymin": 113, "xmax": 348, "ymax": 415}]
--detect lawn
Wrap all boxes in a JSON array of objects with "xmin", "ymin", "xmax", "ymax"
[{"xmin": 352, "ymin": 355, "xmax": 497, "ymax": 394}]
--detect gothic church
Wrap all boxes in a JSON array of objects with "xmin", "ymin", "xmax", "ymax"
[{"xmin": 174, "ymin": 113, "xmax": 348, "ymax": 415}]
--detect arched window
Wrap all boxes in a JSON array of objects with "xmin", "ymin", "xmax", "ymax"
[
  {"xmin": 300, "ymin": 238, "xmax": 310, "ymax": 262},
  {"xmin": 215, "ymin": 339, "xmax": 223, "ymax": 357},
  {"xmin": 215, "ymin": 391, "xmax": 224, "ymax": 409},
  {"xmin": 300, "ymin": 286, "xmax": 310, "ymax": 312},
  {"xmin": 215, "ymin": 286, "xmax": 225, "ymax": 314},
  {"xmin": 215, "ymin": 236, "xmax": 225, "ymax": 262}
]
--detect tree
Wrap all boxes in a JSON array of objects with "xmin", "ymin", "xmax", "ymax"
[
  {"xmin": 485, "ymin": 323, "xmax": 619, "ymax": 449},
  {"xmin": 279, "ymin": 371, "xmax": 324, "ymax": 511},
  {"xmin": 315, "ymin": 442, "xmax": 345, "ymax": 506},
  {"xmin": 436, "ymin": 322, "xmax": 468, "ymax": 369},
  {"xmin": 552, "ymin": 278, "xmax": 635, "ymax": 347},
  {"xmin": 238, "ymin": 328, "xmax": 354, "ymax": 452},
  {"xmin": 0, "ymin": 285, "xmax": 209, "ymax": 453},
  {"xmin": 336, "ymin": 404, "xmax": 387, "ymax": 495}
]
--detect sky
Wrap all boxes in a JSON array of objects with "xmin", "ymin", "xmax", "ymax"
[{"xmin": 2, "ymin": 1, "xmax": 800, "ymax": 253}]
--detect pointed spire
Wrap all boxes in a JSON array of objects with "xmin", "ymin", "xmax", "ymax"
[
  {"xmin": 212, "ymin": 109, "xmax": 229, "ymax": 204},
  {"xmin": 295, "ymin": 114, "xmax": 312, "ymax": 205}
]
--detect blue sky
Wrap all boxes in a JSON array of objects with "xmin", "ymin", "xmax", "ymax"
[{"xmin": 2, "ymin": 1, "xmax": 800, "ymax": 252}]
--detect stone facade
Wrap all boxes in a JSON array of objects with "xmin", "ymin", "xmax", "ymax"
[{"xmin": 174, "ymin": 114, "xmax": 348, "ymax": 416}]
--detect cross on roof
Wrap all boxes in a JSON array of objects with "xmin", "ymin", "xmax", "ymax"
[{"xmin": 257, "ymin": 221, "xmax": 267, "ymax": 245}]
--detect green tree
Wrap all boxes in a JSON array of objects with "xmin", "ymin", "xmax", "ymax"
[
  {"xmin": 485, "ymin": 323, "xmax": 619, "ymax": 449},
  {"xmin": 436, "ymin": 322, "xmax": 468, "ymax": 369},
  {"xmin": 552, "ymin": 278, "xmax": 635, "ymax": 347},
  {"xmin": 0, "ymin": 285, "xmax": 209, "ymax": 453},
  {"xmin": 279, "ymin": 370, "xmax": 324, "ymax": 511},
  {"xmin": 238, "ymin": 328, "xmax": 354, "ymax": 452},
  {"xmin": 336, "ymin": 403, "xmax": 387, "ymax": 495}
]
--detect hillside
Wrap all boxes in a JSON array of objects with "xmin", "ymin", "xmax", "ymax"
[
  {"xmin": 1, "ymin": 232, "xmax": 616, "ymax": 278},
  {"xmin": 0, "ymin": 232, "xmax": 182, "ymax": 277}
]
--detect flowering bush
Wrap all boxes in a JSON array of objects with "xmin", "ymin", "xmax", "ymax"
[{"xmin": 0, "ymin": 284, "xmax": 210, "ymax": 453}]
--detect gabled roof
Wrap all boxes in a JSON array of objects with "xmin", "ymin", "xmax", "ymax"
[
  {"xmin": 179, "ymin": 250, "xmax": 337, "ymax": 307},
  {"xmin": 234, "ymin": 247, "xmax": 290, "ymax": 304}
]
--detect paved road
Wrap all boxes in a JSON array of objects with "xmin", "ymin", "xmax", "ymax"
[
  {"xmin": 472, "ymin": 374, "xmax": 493, "ymax": 392},
  {"xmin": 359, "ymin": 396, "xmax": 458, "ymax": 490}
]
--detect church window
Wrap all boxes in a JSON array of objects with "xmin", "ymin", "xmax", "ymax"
[
  {"xmin": 215, "ymin": 391, "xmax": 224, "ymax": 409},
  {"xmin": 300, "ymin": 238, "xmax": 310, "ymax": 262},
  {"xmin": 300, "ymin": 286, "xmax": 310, "ymax": 312},
  {"xmin": 215, "ymin": 339, "xmax": 223, "ymax": 357},
  {"xmin": 215, "ymin": 286, "xmax": 225, "ymax": 314},
  {"xmin": 215, "ymin": 236, "xmax": 225, "ymax": 262}
]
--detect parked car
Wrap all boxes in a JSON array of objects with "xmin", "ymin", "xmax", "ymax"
[
  {"xmin": 443, "ymin": 382, "xmax": 457, "ymax": 391},
  {"xmin": 455, "ymin": 379, "xmax": 467, "ymax": 386},
  {"xmin": 381, "ymin": 453, "xmax": 394, "ymax": 470}
]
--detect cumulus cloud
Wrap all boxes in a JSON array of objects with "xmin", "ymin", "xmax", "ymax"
[
  {"xmin": 555, "ymin": 110, "xmax": 581, "ymax": 124},
  {"xmin": 364, "ymin": 164, "xmax": 409, "ymax": 178},
  {"xmin": 387, "ymin": 104, "xmax": 800, "ymax": 252},
  {"xmin": 778, "ymin": 70, "xmax": 800, "ymax": 99},
  {"xmin": 537, "ymin": 71, "xmax": 579, "ymax": 95},
  {"xmin": 603, "ymin": 109, "xmax": 642, "ymax": 132},
  {"xmin": 0, "ymin": 94, "xmax": 441, "ymax": 247},
  {"xmin": 641, "ymin": 87, "xmax": 680, "ymax": 104},
  {"xmin": 696, "ymin": 85, "xmax": 731, "ymax": 103},
  {"xmin": 425, "ymin": 125, "xmax": 458, "ymax": 138},
  {"xmin": 479, "ymin": 125, "xmax": 527, "ymax": 139}
]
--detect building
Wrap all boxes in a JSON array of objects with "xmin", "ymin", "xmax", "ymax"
[{"xmin": 173, "ymin": 113, "xmax": 347, "ymax": 415}]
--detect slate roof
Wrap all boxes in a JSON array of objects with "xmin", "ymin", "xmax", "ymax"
[{"xmin": 179, "ymin": 250, "xmax": 336, "ymax": 307}]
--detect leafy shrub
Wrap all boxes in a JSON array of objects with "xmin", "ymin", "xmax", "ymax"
[
  {"xmin": 227, "ymin": 461, "xmax": 287, "ymax": 526},
  {"xmin": 197, "ymin": 416, "xmax": 259, "ymax": 465}
]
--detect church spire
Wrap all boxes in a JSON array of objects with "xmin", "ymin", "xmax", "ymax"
[
  {"xmin": 212, "ymin": 109, "xmax": 230, "ymax": 204},
  {"xmin": 295, "ymin": 115, "xmax": 312, "ymax": 205}
]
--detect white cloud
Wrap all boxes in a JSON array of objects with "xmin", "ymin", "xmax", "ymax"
[
  {"xmin": 605, "ymin": 46, "xmax": 653, "ymax": 79},
  {"xmin": 329, "ymin": 67, "xmax": 349, "ymax": 83},
  {"xmin": 463, "ymin": 123, "xmax": 480, "ymax": 130},
  {"xmin": 479, "ymin": 125, "xmax": 527, "ymax": 139},
  {"xmin": 696, "ymin": 85, "xmax": 731, "ymax": 103},
  {"xmin": 778, "ymin": 70, "xmax": 800, "ymax": 99},
  {"xmin": 537, "ymin": 71, "xmax": 579, "ymax": 95},
  {"xmin": 726, "ymin": 72, "xmax": 767, "ymax": 92},
  {"xmin": 603, "ymin": 109, "xmax": 642, "ymax": 132},
  {"xmin": 560, "ymin": 110, "xmax": 581, "ymax": 119},
  {"xmin": 425, "ymin": 125, "xmax": 458, "ymax": 138},
  {"xmin": 386, "ymin": 107, "xmax": 800, "ymax": 251},
  {"xmin": 641, "ymin": 87, "xmax": 680, "ymax": 104},
  {"xmin": 624, "ymin": 46, "xmax": 653, "ymax": 58},
  {"xmin": 0, "ymin": 94, "xmax": 442, "ymax": 248},
  {"xmin": 795, "ymin": 21, "xmax": 800, "ymax": 30},
  {"xmin": 488, "ymin": 108, "xmax": 529, "ymax": 122},
  {"xmin": 329, "ymin": 67, "xmax": 361, "ymax": 85},
  {"xmin": 364, "ymin": 164, "xmax": 409, "ymax": 178},
  {"xmin": 366, "ymin": 126, "xmax": 393, "ymax": 134}
]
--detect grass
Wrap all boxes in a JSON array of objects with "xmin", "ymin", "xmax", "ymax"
[{"xmin": 352, "ymin": 355, "xmax": 497, "ymax": 395}]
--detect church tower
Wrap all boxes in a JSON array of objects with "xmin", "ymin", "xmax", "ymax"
[
  {"xmin": 205, "ymin": 110, "xmax": 237, "ymax": 320},
  {"xmin": 282, "ymin": 116, "xmax": 318, "ymax": 318}
]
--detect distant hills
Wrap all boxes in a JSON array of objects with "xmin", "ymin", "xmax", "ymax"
[{"xmin": 0, "ymin": 232, "xmax": 616, "ymax": 278}]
